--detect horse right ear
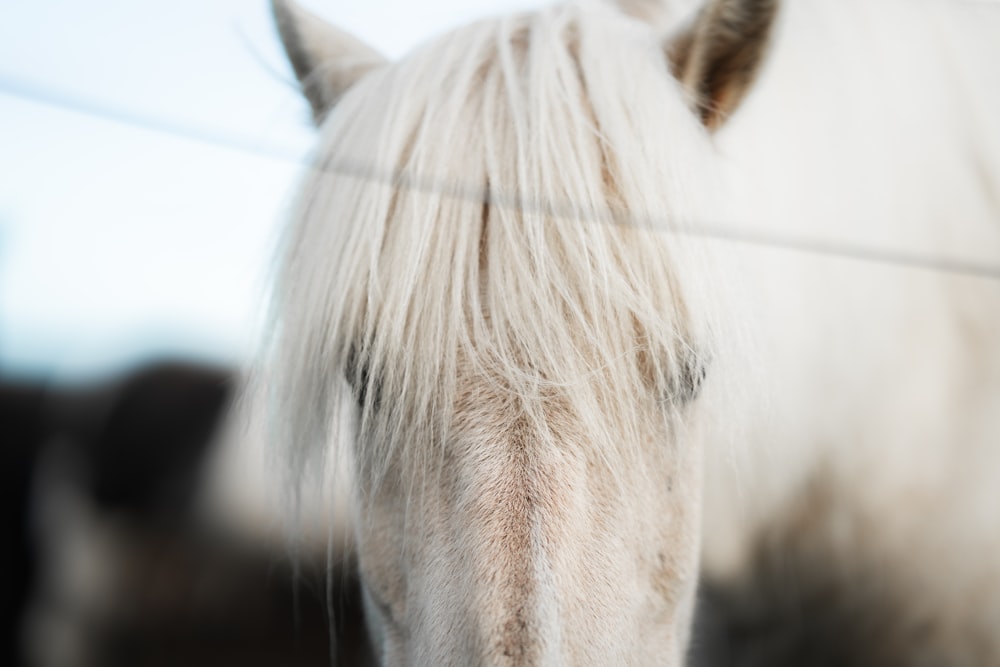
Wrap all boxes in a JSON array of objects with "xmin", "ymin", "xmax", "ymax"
[
  {"xmin": 663, "ymin": 0, "xmax": 778, "ymax": 130},
  {"xmin": 271, "ymin": 0, "xmax": 386, "ymax": 125}
]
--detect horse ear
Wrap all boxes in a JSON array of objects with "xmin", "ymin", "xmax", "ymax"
[
  {"xmin": 665, "ymin": 0, "xmax": 778, "ymax": 130},
  {"xmin": 271, "ymin": 0, "xmax": 386, "ymax": 125}
]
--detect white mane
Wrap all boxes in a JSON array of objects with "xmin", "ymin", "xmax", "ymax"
[{"xmin": 259, "ymin": 3, "xmax": 730, "ymax": 496}]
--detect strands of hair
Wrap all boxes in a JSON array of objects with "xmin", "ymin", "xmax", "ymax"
[{"xmin": 254, "ymin": 3, "xmax": 728, "ymax": 504}]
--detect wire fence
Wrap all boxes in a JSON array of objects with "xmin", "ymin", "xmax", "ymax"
[{"xmin": 2, "ymin": 72, "xmax": 1000, "ymax": 281}]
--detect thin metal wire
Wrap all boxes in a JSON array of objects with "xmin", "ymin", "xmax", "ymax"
[
  {"xmin": 0, "ymin": 74, "xmax": 304, "ymax": 162},
  {"xmin": 3, "ymin": 73, "xmax": 1000, "ymax": 281}
]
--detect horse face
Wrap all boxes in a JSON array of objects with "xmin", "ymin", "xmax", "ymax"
[
  {"xmin": 267, "ymin": 0, "xmax": 774, "ymax": 663},
  {"xmin": 351, "ymin": 366, "xmax": 705, "ymax": 665}
]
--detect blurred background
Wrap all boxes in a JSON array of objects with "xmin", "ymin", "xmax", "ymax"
[{"xmin": 0, "ymin": 1, "xmax": 538, "ymax": 665}]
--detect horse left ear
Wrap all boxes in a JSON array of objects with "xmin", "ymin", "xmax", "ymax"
[
  {"xmin": 665, "ymin": 0, "xmax": 778, "ymax": 130},
  {"xmin": 272, "ymin": 0, "xmax": 386, "ymax": 125}
]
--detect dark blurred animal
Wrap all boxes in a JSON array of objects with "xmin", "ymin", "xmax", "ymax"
[{"xmin": 3, "ymin": 362, "xmax": 372, "ymax": 666}]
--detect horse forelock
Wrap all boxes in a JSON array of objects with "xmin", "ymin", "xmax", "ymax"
[{"xmin": 261, "ymin": 2, "xmax": 725, "ymax": 498}]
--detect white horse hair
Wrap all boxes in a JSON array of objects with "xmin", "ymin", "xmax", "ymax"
[{"xmin": 246, "ymin": 0, "xmax": 1000, "ymax": 664}]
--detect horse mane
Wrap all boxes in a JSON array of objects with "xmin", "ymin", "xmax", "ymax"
[{"xmin": 253, "ymin": 2, "xmax": 732, "ymax": 498}]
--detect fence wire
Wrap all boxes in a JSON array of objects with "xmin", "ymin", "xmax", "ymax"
[{"xmin": 2, "ymin": 73, "xmax": 1000, "ymax": 281}]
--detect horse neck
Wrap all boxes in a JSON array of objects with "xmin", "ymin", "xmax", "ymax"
[{"xmin": 699, "ymin": 0, "xmax": 1000, "ymax": 578}]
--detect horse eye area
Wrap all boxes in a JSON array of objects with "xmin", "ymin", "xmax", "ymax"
[
  {"xmin": 344, "ymin": 345, "xmax": 382, "ymax": 409},
  {"xmin": 363, "ymin": 580, "xmax": 398, "ymax": 625},
  {"xmin": 643, "ymin": 345, "xmax": 708, "ymax": 406},
  {"xmin": 670, "ymin": 351, "xmax": 707, "ymax": 404}
]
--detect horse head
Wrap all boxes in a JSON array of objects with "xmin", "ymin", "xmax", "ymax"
[{"xmin": 262, "ymin": 0, "xmax": 776, "ymax": 663}]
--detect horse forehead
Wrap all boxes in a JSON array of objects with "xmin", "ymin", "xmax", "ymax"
[
  {"xmin": 438, "ymin": 403, "xmax": 626, "ymax": 556},
  {"xmin": 445, "ymin": 377, "xmax": 639, "ymax": 498}
]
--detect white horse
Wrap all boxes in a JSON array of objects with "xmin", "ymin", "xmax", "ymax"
[{"xmin": 250, "ymin": 0, "xmax": 1000, "ymax": 664}]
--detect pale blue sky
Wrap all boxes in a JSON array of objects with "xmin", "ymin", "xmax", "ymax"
[{"xmin": 0, "ymin": 0, "xmax": 538, "ymax": 379}]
